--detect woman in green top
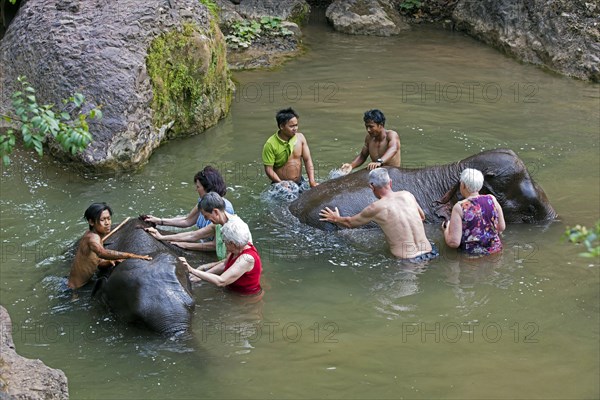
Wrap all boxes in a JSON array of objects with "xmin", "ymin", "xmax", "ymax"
[{"xmin": 145, "ymin": 192, "xmax": 251, "ymax": 260}]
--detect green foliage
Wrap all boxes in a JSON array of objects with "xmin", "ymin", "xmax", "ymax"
[
  {"xmin": 225, "ymin": 17, "xmax": 294, "ymax": 49},
  {"xmin": 399, "ymin": 0, "xmax": 422, "ymax": 11},
  {"xmin": 563, "ymin": 221, "xmax": 600, "ymax": 259},
  {"xmin": 0, "ymin": 76, "xmax": 102, "ymax": 165},
  {"xmin": 199, "ymin": 0, "xmax": 219, "ymax": 19}
]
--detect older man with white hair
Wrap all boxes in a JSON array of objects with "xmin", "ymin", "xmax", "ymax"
[{"xmin": 319, "ymin": 168, "xmax": 437, "ymax": 261}]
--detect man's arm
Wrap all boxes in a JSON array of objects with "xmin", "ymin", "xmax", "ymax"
[
  {"xmin": 264, "ymin": 165, "xmax": 282, "ymax": 183},
  {"xmin": 143, "ymin": 205, "xmax": 200, "ymax": 228},
  {"xmin": 90, "ymin": 235, "xmax": 152, "ymax": 261},
  {"xmin": 299, "ymin": 133, "xmax": 318, "ymax": 187},
  {"xmin": 341, "ymin": 140, "xmax": 369, "ymax": 172},
  {"xmin": 145, "ymin": 224, "xmax": 216, "ymax": 242},
  {"xmin": 319, "ymin": 204, "xmax": 377, "ymax": 229}
]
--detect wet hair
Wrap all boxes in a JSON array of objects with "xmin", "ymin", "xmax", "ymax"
[
  {"xmin": 84, "ymin": 202, "xmax": 112, "ymax": 230},
  {"xmin": 221, "ymin": 217, "xmax": 251, "ymax": 247},
  {"xmin": 460, "ymin": 168, "xmax": 484, "ymax": 193},
  {"xmin": 194, "ymin": 166, "xmax": 227, "ymax": 197},
  {"xmin": 199, "ymin": 192, "xmax": 226, "ymax": 214},
  {"xmin": 276, "ymin": 107, "xmax": 299, "ymax": 129},
  {"xmin": 363, "ymin": 109, "xmax": 385, "ymax": 126},
  {"xmin": 368, "ymin": 168, "xmax": 390, "ymax": 188}
]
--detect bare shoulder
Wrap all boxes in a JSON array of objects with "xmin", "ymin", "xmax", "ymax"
[
  {"xmin": 296, "ymin": 132, "xmax": 307, "ymax": 142},
  {"xmin": 386, "ymin": 129, "xmax": 400, "ymax": 139},
  {"xmin": 395, "ymin": 190, "xmax": 416, "ymax": 201}
]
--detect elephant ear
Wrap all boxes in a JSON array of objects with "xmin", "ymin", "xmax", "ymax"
[
  {"xmin": 433, "ymin": 202, "xmax": 452, "ymax": 221},
  {"xmin": 481, "ymin": 172, "xmax": 499, "ymax": 197}
]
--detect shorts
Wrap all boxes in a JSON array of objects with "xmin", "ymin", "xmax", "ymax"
[{"xmin": 407, "ymin": 242, "xmax": 439, "ymax": 263}]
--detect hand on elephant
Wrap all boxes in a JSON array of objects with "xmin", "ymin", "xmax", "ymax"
[
  {"xmin": 144, "ymin": 227, "xmax": 164, "ymax": 240},
  {"xmin": 340, "ymin": 163, "xmax": 353, "ymax": 175},
  {"xmin": 178, "ymin": 257, "xmax": 201, "ymax": 281},
  {"xmin": 367, "ymin": 161, "xmax": 382, "ymax": 170},
  {"xmin": 141, "ymin": 215, "xmax": 160, "ymax": 225},
  {"xmin": 137, "ymin": 255, "xmax": 153, "ymax": 261},
  {"xmin": 319, "ymin": 206, "xmax": 341, "ymax": 223}
]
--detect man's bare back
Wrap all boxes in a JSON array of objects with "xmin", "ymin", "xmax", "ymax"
[
  {"xmin": 319, "ymin": 168, "xmax": 434, "ymax": 260},
  {"xmin": 365, "ymin": 191, "xmax": 431, "ymax": 258}
]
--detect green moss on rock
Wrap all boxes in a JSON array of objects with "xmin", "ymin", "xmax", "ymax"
[
  {"xmin": 146, "ymin": 22, "xmax": 233, "ymax": 138},
  {"xmin": 288, "ymin": 2, "xmax": 311, "ymax": 25}
]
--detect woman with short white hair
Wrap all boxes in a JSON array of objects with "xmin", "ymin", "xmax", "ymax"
[
  {"xmin": 180, "ymin": 218, "xmax": 262, "ymax": 296},
  {"xmin": 443, "ymin": 168, "xmax": 506, "ymax": 255}
]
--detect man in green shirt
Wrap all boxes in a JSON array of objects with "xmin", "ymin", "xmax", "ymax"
[{"xmin": 262, "ymin": 107, "xmax": 318, "ymax": 188}]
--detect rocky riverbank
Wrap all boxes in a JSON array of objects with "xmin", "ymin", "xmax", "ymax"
[
  {"xmin": 0, "ymin": 306, "xmax": 69, "ymax": 399},
  {"xmin": 322, "ymin": 0, "xmax": 599, "ymax": 81}
]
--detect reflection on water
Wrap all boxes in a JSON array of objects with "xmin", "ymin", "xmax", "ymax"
[{"xmin": 0, "ymin": 19, "xmax": 598, "ymax": 400}]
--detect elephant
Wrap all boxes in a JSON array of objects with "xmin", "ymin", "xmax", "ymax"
[
  {"xmin": 91, "ymin": 218, "xmax": 216, "ymax": 336},
  {"xmin": 289, "ymin": 149, "xmax": 557, "ymax": 231}
]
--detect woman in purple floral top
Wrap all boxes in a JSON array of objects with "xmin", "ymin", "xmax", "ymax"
[{"xmin": 443, "ymin": 168, "xmax": 506, "ymax": 256}]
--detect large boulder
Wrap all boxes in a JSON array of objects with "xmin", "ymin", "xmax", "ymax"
[
  {"xmin": 233, "ymin": 0, "xmax": 311, "ymax": 25},
  {"xmin": 0, "ymin": 306, "xmax": 69, "ymax": 399},
  {"xmin": 0, "ymin": 0, "xmax": 234, "ymax": 170},
  {"xmin": 452, "ymin": 0, "xmax": 600, "ymax": 82},
  {"xmin": 326, "ymin": 0, "xmax": 410, "ymax": 36}
]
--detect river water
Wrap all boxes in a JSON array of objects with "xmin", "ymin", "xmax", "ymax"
[{"xmin": 0, "ymin": 19, "xmax": 598, "ymax": 399}]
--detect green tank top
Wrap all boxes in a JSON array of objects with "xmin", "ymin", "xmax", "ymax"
[{"xmin": 215, "ymin": 224, "xmax": 226, "ymax": 260}]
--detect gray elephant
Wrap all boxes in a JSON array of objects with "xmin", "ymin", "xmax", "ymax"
[
  {"xmin": 92, "ymin": 218, "xmax": 216, "ymax": 336},
  {"xmin": 290, "ymin": 149, "xmax": 557, "ymax": 231}
]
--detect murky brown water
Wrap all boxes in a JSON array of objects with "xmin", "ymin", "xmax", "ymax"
[{"xmin": 1, "ymin": 20, "xmax": 598, "ymax": 399}]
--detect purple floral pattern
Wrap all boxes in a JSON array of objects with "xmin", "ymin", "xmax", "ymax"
[{"xmin": 460, "ymin": 195, "xmax": 502, "ymax": 255}]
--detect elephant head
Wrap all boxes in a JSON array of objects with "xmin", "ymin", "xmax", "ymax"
[{"xmin": 92, "ymin": 218, "xmax": 214, "ymax": 336}]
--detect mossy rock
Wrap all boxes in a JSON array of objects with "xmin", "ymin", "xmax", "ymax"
[{"xmin": 147, "ymin": 22, "xmax": 234, "ymax": 138}]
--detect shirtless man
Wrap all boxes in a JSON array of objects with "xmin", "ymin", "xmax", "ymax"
[
  {"xmin": 68, "ymin": 203, "xmax": 152, "ymax": 289},
  {"xmin": 319, "ymin": 168, "xmax": 437, "ymax": 260},
  {"xmin": 262, "ymin": 107, "xmax": 318, "ymax": 188},
  {"xmin": 340, "ymin": 109, "xmax": 401, "ymax": 174}
]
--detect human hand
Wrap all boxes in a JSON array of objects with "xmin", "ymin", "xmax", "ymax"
[
  {"xmin": 319, "ymin": 206, "xmax": 340, "ymax": 222},
  {"xmin": 367, "ymin": 161, "xmax": 382, "ymax": 170},
  {"xmin": 141, "ymin": 214, "xmax": 159, "ymax": 224},
  {"xmin": 310, "ymin": 180, "xmax": 319, "ymax": 188},
  {"xmin": 340, "ymin": 163, "xmax": 352, "ymax": 174},
  {"xmin": 144, "ymin": 227, "xmax": 163, "ymax": 240},
  {"xmin": 178, "ymin": 256, "xmax": 191, "ymax": 269},
  {"xmin": 139, "ymin": 255, "xmax": 153, "ymax": 261}
]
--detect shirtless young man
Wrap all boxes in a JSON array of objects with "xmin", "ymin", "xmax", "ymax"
[
  {"xmin": 340, "ymin": 109, "xmax": 401, "ymax": 174},
  {"xmin": 68, "ymin": 203, "xmax": 152, "ymax": 289},
  {"xmin": 262, "ymin": 107, "xmax": 318, "ymax": 188},
  {"xmin": 319, "ymin": 168, "xmax": 437, "ymax": 260}
]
